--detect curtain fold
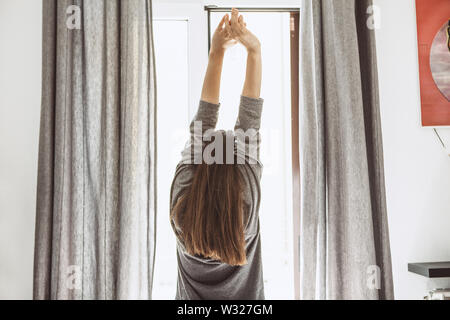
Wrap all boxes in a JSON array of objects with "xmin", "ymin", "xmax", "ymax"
[
  {"xmin": 299, "ymin": 0, "xmax": 394, "ymax": 299},
  {"xmin": 33, "ymin": 0, "xmax": 157, "ymax": 299}
]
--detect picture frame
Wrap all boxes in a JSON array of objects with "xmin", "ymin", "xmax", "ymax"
[{"xmin": 416, "ymin": 0, "xmax": 450, "ymax": 126}]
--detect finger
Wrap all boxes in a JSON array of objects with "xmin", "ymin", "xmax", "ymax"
[
  {"xmin": 218, "ymin": 14, "xmax": 228, "ymax": 30},
  {"xmin": 224, "ymin": 14, "xmax": 231, "ymax": 30},
  {"xmin": 230, "ymin": 9, "xmax": 241, "ymax": 34},
  {"xmin": 238, "ymin": 14, "xmax": 245, "ymax": 27},
  {"xmin": 216, "ymin": 14, "xmax": 227, "ymax": 31},
  {"xmin": 231, "ymin": 8, "xmax": 239, "ymax": 24},
  {"xmin": 224, "ymin": 21, "xmax": 233, "ymax": 37}
]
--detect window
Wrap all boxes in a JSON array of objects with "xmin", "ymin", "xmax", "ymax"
[
  {"xmin": 152, "ymin": 3, "xmax": 300, "ymax": 300},
  {"xmin": 152, "ymin": 18, "xmax": 190, "ymax": 299}
]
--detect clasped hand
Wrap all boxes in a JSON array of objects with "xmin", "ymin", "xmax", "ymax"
[{"xmin": 210, "ymin": 8, "xmax": 261, "ymax": 55}]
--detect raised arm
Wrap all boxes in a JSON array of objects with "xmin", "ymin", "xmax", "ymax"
[
  {"xmin": 199, "ymin": 47, "xmax": 224, "ymax": 105},
  {"xmin": 200, "ymin": 14, "xmax": 236, "ymax": 104},
  {"xmin": 230, "ymin": 8, "xmax": 262, "ymax": 99},
  {"xmin": 230, "ymin": 8, "xmax": 264, "ymax": 165},
  {"xmin": 188, "ymin": 14, "xmax": 238, "ymax": 136},
  {"xmin": 182, "ymin": 14, "xmax": 237, "ymax": 164}
]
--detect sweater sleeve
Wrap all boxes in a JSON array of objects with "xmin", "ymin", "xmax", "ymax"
[
  {"xmin": 234, "ymin": 95, "xmax": 264, "ymax": 132},
  {"xmin": 179, "ymin": 100, "xmax": 221, "ymax": 165},
  {"xmin": 234, "ymin": 95, "xmax": 264, "ymax": 165},
  {"xmin": 189, "ymin": 100, "xmax": 221, "ymax": 135}
]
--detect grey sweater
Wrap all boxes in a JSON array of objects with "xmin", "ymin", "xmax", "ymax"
[{"xmin": 169, "ymin": 95, "xmax": 264, "ymax": 300}]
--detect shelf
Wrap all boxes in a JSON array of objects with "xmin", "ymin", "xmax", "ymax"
[{"xmin": 408, "ymin": 262, "xmax": 450, "ymax": 278}]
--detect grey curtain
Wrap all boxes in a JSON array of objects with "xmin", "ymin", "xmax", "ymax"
[
  {"xmin": 34, "ymin": 0, "xmax": 157, "ymax": 299},
  {"xmin": 299, "ymin": 0, "xmax": 394, "ymax": 299}
]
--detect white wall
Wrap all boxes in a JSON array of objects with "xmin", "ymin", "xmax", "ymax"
[
  {"xmin": 0, "ymin": 0, "xmax": 42, "ymax": 299},
  {"xmin": 374, "ymin": 0, "xmax": 450, "ymax": 299}
]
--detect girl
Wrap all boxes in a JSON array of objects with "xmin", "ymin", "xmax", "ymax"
[{"xmin": 170, "ymin": 8, "xmax": 264, "ymax": 300}]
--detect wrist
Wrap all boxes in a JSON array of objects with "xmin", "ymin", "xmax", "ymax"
[
  {"xmin": 209, "ymin": 48, "xmax": 225, "ymax": 60},
  {"xmin": 247, "ymin": 48, "xmax": 261, "ymax": 59},
  {"xmin": 246, "ymin": 45, "xmax": 261, "ymax": 56}
]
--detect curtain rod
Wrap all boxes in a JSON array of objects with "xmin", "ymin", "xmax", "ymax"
[{"xmin": 204, "ymin": 5, "xmax": 300, "ymax": 12}]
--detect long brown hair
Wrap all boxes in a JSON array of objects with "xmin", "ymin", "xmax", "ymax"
[{"xmin": 171, "ymin": 131, "xmax": 247, "ymax": 266}]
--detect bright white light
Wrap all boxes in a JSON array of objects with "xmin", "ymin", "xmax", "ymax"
[
  {"xmin": 153, "ymin": 13, "xmax": 294, "ymax": 299},
  {"xmin": 152, "ymin": 19, "xmax": 190, "ymax": 300}
]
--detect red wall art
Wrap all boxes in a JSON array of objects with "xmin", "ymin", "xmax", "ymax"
[{"xmin": 416, "ymin": 0, "xmax": 450, "ymax": 126}]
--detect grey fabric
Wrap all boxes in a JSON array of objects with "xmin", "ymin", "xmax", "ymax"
[
  {"xmin": 170, "ymin": 96, "xmax": 265, "ymax": 300},
  {"xmin": 33, "ymin": 0, "xmax": 157, "ymax": 299},
  {"xmin": 298, "ymin": 0, "xmax": 394, "ymax": 299}
]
